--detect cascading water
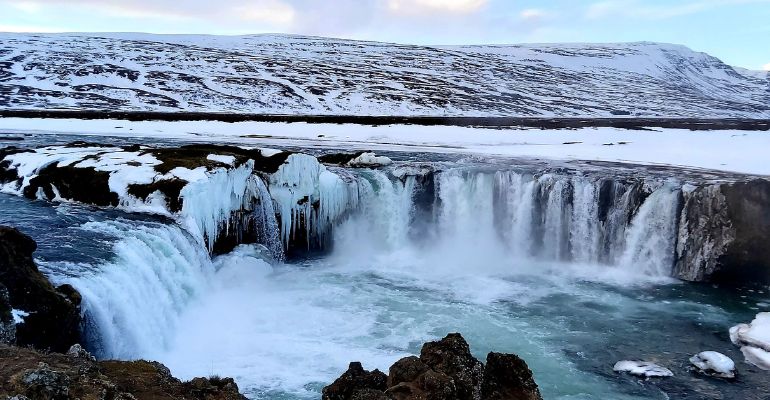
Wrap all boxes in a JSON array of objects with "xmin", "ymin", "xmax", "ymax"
[
  {"xmin": 69, "ymin": 163, "xmax": 686, "ymax": 361},
  {"xmin": 71, "ymin": 220, "xmax": 214, "ymax": 359},
  {"xmin": 619, "ymin": 181, "xmax": 682, "ymax": 276}
]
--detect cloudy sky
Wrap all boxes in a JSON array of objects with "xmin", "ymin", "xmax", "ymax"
[{"xmin": 1, "ymin": 0, "xmax": 768, "ymax": 70}]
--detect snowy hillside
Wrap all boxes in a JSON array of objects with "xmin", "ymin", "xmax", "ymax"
[{"xmin": 0, "ymin": 33, "xmax": 768, "ymax": 117}]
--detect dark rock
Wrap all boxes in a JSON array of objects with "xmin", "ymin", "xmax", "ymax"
[
  {"xmin": 388, "ymin": 356, "xmax": 430, "ymax": 387},
  {"xmin": 0, "ymin": 284, "xmax": 15, "ymax": 344},
  {"xmin": 481, "ymin": 353, "xmax": 542, "ymax": 400},
  {"xmin": 149, "ymin": 144, "xmax": 291, "ymax": 174},
  {"xmin": 386, "ymin": 360, "xmax": 456, "ymax": 400},
  {"xmin": 65, "ymin": 344, "xmax": 95, "ymax": 361},
  {"xmin": 0, "ymin": 226, "xmax": 81, "ymax": 352},
  {"xmin": 23, "ymin": 164, "xmax": 119, "ymax": 207},
  {"xmin": 17, "ymin": 363, "xmax": 71, "ymax": 400},
  {"xmin": 350, "ymin": 388, "xmax": 390, "ymax": 400},
  {"xmin": 324, "ymin": 334, "xmax": 542, "ymax": 400},
  {"xmin": 0, "ymin": 344, "xmax": 247, "ymax": 399},
  {"xmin": 675, "ymin": 179, "xmax": 770, "ymax": 284},
  {"xmin": 318, "ymin": 151, "xmax": 367, "ymax": 166},
  {"xmin": 322, "ymin": 362, "xmax": 388, "ymax": 400},
  {"xmin": 126, "ymin": 178, "xmax": 188, "ymax": 213},
  {"xmin": 419, "ymin": 333, "xmax": 484, "ymax": 400}
]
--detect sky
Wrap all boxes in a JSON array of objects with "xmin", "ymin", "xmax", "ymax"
[{"xmin": 0, "ymin": 0, "xmax": 768, "ymax": 70}]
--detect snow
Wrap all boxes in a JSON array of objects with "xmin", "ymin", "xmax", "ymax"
[
  {"xmin": 207, "ymin": 154, "xmax": 236, "ymax": 166},
  {"xmin": 731, "ymin": 312, "xmax": 770, "ymax": 351},
  {"xmin": 740, "ymin": 346, "xmax": 770, "ymax": 371},
  {"xmin": 347, "ymin": 152, "xmax": 393, "ymax": 168},
  {"xmin": 3, "ymin": 118, "xmax": 770, "ymax": 176},
  {"xmin": 689, "ymin": 351, "xmax": 736, "ymax": 378},
  {"xmin": 1, "ymin": 33, "xmax": 767, "ymax": 117},
  {"xmin": 11, "ymin": 309, "xmax": 29, "ymax": 324},
  {"xmin": 730, "ymin": 313, "xmax": 770, "ymax": 370},
  {"xmin": 613, "ymin": 361, "xmax": 673, "ymax": 377},
  {"xmin": 168, "ymin": 167, "xmax": 209, "ymax": 183}
]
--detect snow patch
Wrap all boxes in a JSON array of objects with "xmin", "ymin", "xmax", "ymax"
[
  {"xmin": 11, "ymin": 309, "xmax": 30, "ymax": 324},
  {"xmin": 689, "ymin": 351, "xmax": 735, "ymax": 378},
  {"xmin": 346, "ymin": 152, "xmax": 393, "ymax": 168},
  {"xmin": 613, "ymin": 361, "xmax": 673, "ymax": 377},
  {"xmin": 740, "ymin": 346, "xmax": 770, "ymax": 371},
  {"xmin": 207, "ymin": 154, "xmax": 236, "ymax": 166}
]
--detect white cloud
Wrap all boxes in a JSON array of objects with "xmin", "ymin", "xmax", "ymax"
[
  {"xmin": 233, "ymin": 1, "xmax": 295, "ymax": 24},
  {"xmin": 0, "ymin": 23, "xmax": 63, "ymax": 32},
  {"xmin": 387, "ymin": 0, "xmax": 487, "ymax": 15},
  {"xmin": 586, "ymin": 0, "xmax": 770, "ymax": 20},
  {"xmin": 9, "ymin": 1, "xmax": 41, "ymax": 13},
  {"xmin": 0, "ymin": 0, "xmax": 297, "ymax": 26},
  {"xmin": 763, "ymin": 63, "xmax": 770, "ymax": 71},
  {"xmin": 519, "ymin": 8, "xmax": 546, "ymax": 21}
]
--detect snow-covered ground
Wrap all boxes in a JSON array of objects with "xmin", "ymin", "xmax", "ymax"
[
  {"xmin": 1, "ymin": 33, "xmax": 768, "ymax": 117},
  {"xmin": 2, "ymin": 117, "xmax": 769, "ymax": 176}
]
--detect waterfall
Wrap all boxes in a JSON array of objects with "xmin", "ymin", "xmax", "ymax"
[
  {"xmin": 569, "ymin": 176, "xmax": 601, "ymax": 263},
  {"xmin": 66, "ymin": 160, "xmax": 689, "ymax": 362},
  {"xmin": 71, "ymin": 220, "xmax": 213, "ymax": 359},
  {"xmin": 619, "ymin": 182, "xmax": 682, "ymax": 276}
]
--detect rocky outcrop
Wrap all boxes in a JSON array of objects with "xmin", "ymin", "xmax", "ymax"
[
  {"xmin": 0, "ymin": 226, "xmax": 81, "ymax": 352},
  {"xmin": 482, "ymin": 353, "xmax": 542, "ymax": 400},
  {"xmin": 0, "ymin": 344, "xmax": 246, "ymax": 400},
  {"xmin": 0, "ymin": 284, "xmax": 15, "ymax": 344},
  {"xmin": 323, "ymin": 333, "xmax": 542, "ymax": 400},
  {"xmin": 675, "ymin": 180, "xmax": 770, "ymax": 284},
  {"xmin": 322, "ymin": 362, "xmax": 388, "ymax": 400}
]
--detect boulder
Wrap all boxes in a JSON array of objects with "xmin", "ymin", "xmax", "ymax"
[
  {"xmin": 323, "ymin": 333, "xmax": 542, "ymax": 400},
  {"xmin": 482, "ymin": 353, "xmax": 542, "ymax": 400},
  {"xmin": 17, "ymin": 362, "xmax": 71, "ymax": 400},
  {"xmin": 0, "ymin": 226, "xmax": 81, "ymax": 352},
  {"xmin": 419, "ymin": 333, "xmax": 484, "ymax": 400},
  {"xmin": 322, "ymin": 362, "xmax": 388, "ymax": 400}
]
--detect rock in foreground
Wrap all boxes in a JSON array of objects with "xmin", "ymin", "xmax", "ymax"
[
  {"xmin": 323, "ymin": 333, "xmax": 542, "ymax": 400},
  {"xmin": 0, "ymin": 344, "xmax": 246, "ymax": 400}
]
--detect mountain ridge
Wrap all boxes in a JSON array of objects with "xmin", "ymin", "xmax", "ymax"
[{"xmin": 1, "ymin": 33, "xmax": 768, "ymax": 117}]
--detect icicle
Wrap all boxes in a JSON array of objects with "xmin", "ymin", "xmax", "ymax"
[{"xmin": 179, "ymin": 161, "xmax": 257, "ymax": 252}]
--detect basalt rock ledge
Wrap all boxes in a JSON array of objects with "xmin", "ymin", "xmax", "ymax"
[{"xmin": 323, "ymin": 333, "xmax": 542, "ymax": 400}]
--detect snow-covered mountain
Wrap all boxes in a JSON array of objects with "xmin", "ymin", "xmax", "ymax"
[{"xmin": 0, "ymin": 33, "xmax": 768, "ymax": 117}]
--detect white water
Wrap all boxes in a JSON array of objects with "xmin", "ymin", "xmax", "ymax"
[
  {"xmin": 71, "ymin": 220, "xmax": 214, "ymax": 359},
  {"xmin": 62, "ymin": 164, "xmax": 693, "ymax": 399}
]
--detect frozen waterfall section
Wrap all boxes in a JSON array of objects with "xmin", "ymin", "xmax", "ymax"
[{"xmin": 1, "ymin": 144, "xmax": 770, "ymax": 284}]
